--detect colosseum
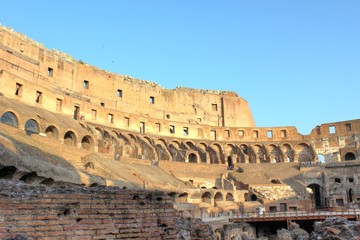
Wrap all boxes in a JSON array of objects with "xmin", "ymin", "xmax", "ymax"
[{"xmin": 0, "ymin": 25, "xmax": 359, "ymax": 239}]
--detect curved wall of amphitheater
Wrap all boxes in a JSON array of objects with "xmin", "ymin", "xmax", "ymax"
[{"xmin": 0, "ymin": 25, "xmax": 359, "ymax": 164}]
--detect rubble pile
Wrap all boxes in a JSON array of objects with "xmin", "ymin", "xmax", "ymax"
[{"xmin": 310, "ymin": 217, "xmax": 360, "ymax": 240}]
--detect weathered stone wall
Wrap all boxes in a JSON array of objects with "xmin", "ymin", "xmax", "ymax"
[
  {"xmin": 0, "ymin": 25, "xmax": 255, "ymax": 136},
  {"xmin": 0, "ymin": 180, "xmax": 213, "ymax": 240}
]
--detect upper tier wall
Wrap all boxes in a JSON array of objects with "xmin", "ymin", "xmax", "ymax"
[{"xmin": 0, "ymin": 25, "xmax": 255, "ymax": 131}]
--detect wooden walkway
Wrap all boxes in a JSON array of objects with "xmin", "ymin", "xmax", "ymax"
[{"xmin": 229, "ymin": 209, "xmax": 360, "ymax": 223}]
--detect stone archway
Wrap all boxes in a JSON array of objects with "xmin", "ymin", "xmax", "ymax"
[
  {"xmin": 1, "ymin": 111, "xmax": 19, "ymax": 128},
  {"xmin": 345, "ymin": 152, "xmax": 356, "ymax": 161},
  {"xmin": 64, "ymin": 131, "xmax": 77, "ymax": 146},
  {"xmin": 81, "ymin": 135, "xmax": 95, "ymax": 150},
  {"xmin": 45, "ymin": 125, "xmax": 59, "ymax": 139},
  {"xmin": 24, "ymin": 119, "xmax": 40, "ymax": 136}
]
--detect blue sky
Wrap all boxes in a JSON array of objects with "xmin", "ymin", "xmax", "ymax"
[{"xmin": 1, "ymin": 1, "xmax": 359, "ymax": 134}]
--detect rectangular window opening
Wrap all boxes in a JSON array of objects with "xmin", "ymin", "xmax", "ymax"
[
  {"xmin": 150, "ymin": 96, "xmax": 155, "ymax": 104},
  {"xmin": 253, "ymin": 130, "xmax": 259, "ymax": 138},
  {"xmin": 212, "ymin": 103, "xmax": 218, "ymax": 111},
  {"xmin": 166, "ymin": 114, "xmax": 170, "ymax": 119},
  {"xmin": 211, "ymin": 130, "xmax": 217, "ymax": 140},
  {"xmin": 225, "ymin": 130, "xmax": 230, "ymax": 138},
  {"xmin": 267, "ymin": 130, "xmax": 273, "ymax": 138},
  {"xmin": 239, "ymin": 130, "xmax": 244, "ymax": 137},
  {"xmin": 47, "ymin": 67, "xmax": 53, "ymax": 77},
  {"xmin": 316, "ymin": 127, "xmax": 321, "ymax": 135},
  {"xmin": 140, "ymin": 122, "xmax": 145, "ymax": 133},
  {"xmin": 56, "ymin": 98, "xmax": 62, "ymax": 111},
  {"xmin": 124, "ymin": 117, "xmax": 130, "ymax": 127},
  {"xmin": 329, "ymin": 126, "xmax": 336, "ymax": 134},
  {"xmin": 345, "ymin": 123, "xmax": 352, "ymax": 132},
  {"xmin": 170, "ymin": 125, "xmax": 175, "ymax": 134},
  {"xmin": 108, "ymin": 113, "xmax": 114, "ymax": 124},
  {"xmin": 74, "ymin": 105, "xmax": 80, "ymax": 120},
  {"xmin": 281, "ymin": 130, "xmax": 287, "ymax": 138},
  {"xmin": 183, "ymin": 127, "xmax": 189, "ymax": 136},
  {"xmin": 91, "ymin": 109, "xmax": 97, "ymax": 120},
  {"xmin": 100, "ymin": 102, "xmax": 105, "ymax": 107},
  {"xmin": 36, "ymin": 91, "xmax": 43, "ymax": 104},
  {"xmin": 117, "ymin": 89, "xmax": 122, "ymax": 98},
  {"xmin": 156, "ymin": 123, "xmax": 161, "ymax": 132},
  {"xmin": 15, "ymin": 83, "xmax": 23, "ymax": 97},
  {"xmin": 83, "ymin": 80, "xmax": 89, "ymax": 89}
]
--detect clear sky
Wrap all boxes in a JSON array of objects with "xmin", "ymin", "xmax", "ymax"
[{"xmin": 1, "ymin": 1, "xmax": 359, "ymax": 134}]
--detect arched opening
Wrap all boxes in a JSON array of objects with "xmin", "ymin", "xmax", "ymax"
[
  {"xmin": 227, "ymin": 156, "xmax": 233, "ymax": 169},
  {"xmin": 188, "ymin": 153, "xmax": 197, "ymax": 163},
  {"xmin": 282, "ymin": 144, "xmax": 293, "ymax": 162},
  {"xmin": 307, "ymin": 184, "xmax": 322, "ymax": 208},
  {"xmin": 19, "ymin": 171, "xmax": 38, "ymax": 184},
  {"xmin": 45, "ymin": 125, "xmax": 59, "ymax": 139},
  {"xmin": 271, "ymin": 179, "xmax": 281, "ymax": 184},
  {"xmin": 226, "ymin": 193, "xmax": 234, "ymax": 201},
  {"xmin": 64, "ymin": 131, "xmax": 77, "ymax": 146},
  {"xmin": 201, "ymin": 192, "xmax": 212, "ymax": 204},
  {"xmin": 24, "ymin": 119, "xmax": 40, "ymax": 136},
  {"xmin": 295, "ymin": 143, "xmax": 312, "ymax": 163},
  {"xmin": 40, "ymin": 178, "xmax": 54, "ymax": 186},
  {"xmin": 81, "ymin": 135, "xmax": 94, "ymax": 150},
  {"xmin": 177, "ymin": 192, "xmax": 188, "ymax": 203},
  {"xmin": 214, "ymin": 192, "xmax": 223, "ymax": 202},
  {"xmin": 0, "ymin": 111, "xmax": 19, "ymax": 128},
  {"xmin": 0, "ymin": 166, "xmax": 17, "ymax": 179},
  {"xmin": 317, "ymin": 154, "xmax": 325, "ymax": 163},
  {"xmin": 250, "ymin": 194, "xmax": 258, "ymax": 201},
  {"xmin": 345, "ymin": 152, "xmax": 356, "ymax": 161},
  {"xmin": 168, "ymin": 192, "xmax": 176, "ymax": 200},
  {"xmin": 347, "ymin": 188, "xmax": 354, "ymax": 203}
]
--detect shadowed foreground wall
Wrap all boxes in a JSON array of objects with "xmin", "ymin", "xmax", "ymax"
[{"xmin": 0, "ymin": 180, "xmax": 213, "ymax": 240}]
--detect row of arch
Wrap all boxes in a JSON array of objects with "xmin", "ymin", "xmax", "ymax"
[
  {"xmin": 172, "ymin": 191, "xmax": 235, "ymax": 205},
  {"xmin": 0, "ymin": 111, "xmax": 97, "ymax": 151},
  {"xmin": 1, "ymin": 110, "xmax": 317, "ymax": 164}
]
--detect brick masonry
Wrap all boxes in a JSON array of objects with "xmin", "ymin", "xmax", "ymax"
[{"xmin": 0, "ymin": 180, "xmax": 213, "ymax": 240}]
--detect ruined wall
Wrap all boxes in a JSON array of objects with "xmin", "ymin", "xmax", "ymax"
[
  {"xmin": 308, "ymin": 120, "xmax": 360, "ymax": 162},
  {"xmin": 0, "ymin": 180, "xmax": 213, "ymax": 240},
  {"xmin": 0, "ymin": 25, "xmax": 255, "ymax": 138}
]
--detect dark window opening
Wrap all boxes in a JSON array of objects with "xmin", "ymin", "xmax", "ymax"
[
  {"xmin": 170, "ymin": 125, "xmax": 175, "ymax": 134},
  {"xmin": 36, "ymin": 91, "xmax": 42, "ymax": 103},
  {"xmin": 166, "ymin": 114, "xmax": 170, "ymax": 119},
  {"xmin": 345, "ymin": 152, "xmax": 356, "ymax": 161},
  {"xmin": 269, "ymin": 206, "xmax": 277, "ymax": 212},
  {"xmin": 117, "ymin": 89, "xmax": 122, "ymax": 97},
  {"xmin": 100, "ymin": 102, "xmax": 105, "ymax": 107},
  {"xmin": 348, "ymin": 177, "xmax": 354, "ymax": 183},
  {"xmin": 316, "ymin": 126, "xmax": 321, "ymax": 135},
  {"xmin": 253, "ymin": 130, "xmax": 258, "ymax": 138},
  {"xmin": 183, "ymin": 127, "xmax": 188, "ymax": 135},
  {"xmin": 281, "ymin": 129, "xmax": 287, "ymax": 138},
  {"xmin": 140, "ymin": 122, "xmax": 145, "ymax": 133},
  {"xmin": 150, "ymin": 96, "xmax": 155, "ymax": 104},
  {"xmin": 73, "ymin": 105, "xmax": 80, "ymax": 120},
  {"xmin": 225, "ymin": 130, "xmax": 230, "ymax": 138},
  {"xmin": 345, "ymin": 123, "xmax": 352, "ymax": 132},
  {"xmin": 211, "ymin": 130, "xmax": 217, "ymax": 140},
  {"xmin": 336, "ymin": 198, "xmax": 344, "ymax": 206},
  {"xmin": 15, "ymin": 83, "xmax": 23, "ymax": 97},
  {"xmin": 83, "ymin": 80, "xmax": 89, "ymax": 89},
  {"xmin": 335, "ymin": 178, "xmax": 341, "ymax": 183},
  {"xmin": 47, "ymin": 67, "xmax": 53, "ymax": 77}
]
